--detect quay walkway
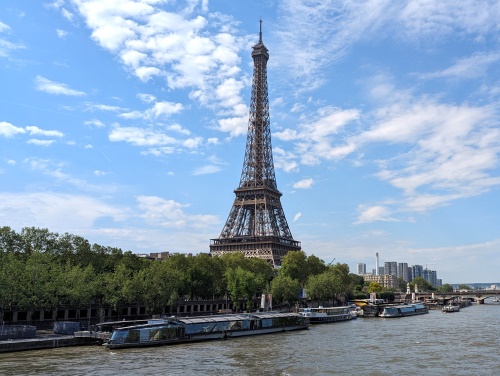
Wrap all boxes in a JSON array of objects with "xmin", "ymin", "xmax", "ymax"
[{"xmin": 0, "ymin": 330, "xmax": 104, "ymax": 353}]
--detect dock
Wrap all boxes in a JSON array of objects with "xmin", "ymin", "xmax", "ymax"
[{"xmin": 0, "ymin": 330, "xmax": 108, "ymax": 353}]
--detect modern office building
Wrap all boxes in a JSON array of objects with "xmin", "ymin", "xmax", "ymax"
[
  {"xmin": 384, "ymin": 261, "xmax": 397, "ymax": 276},
  {"xmin": 412, "ymin": 264, "xmax": 424, "ymax": 280},
  {"xmin": 356, "ymin": 263, "xmax": 366, "ymax": 275}
]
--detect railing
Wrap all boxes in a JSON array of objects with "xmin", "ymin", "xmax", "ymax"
[{"xmin": 74, "ymin": 331, "xmax": 111, "ymax": 341}]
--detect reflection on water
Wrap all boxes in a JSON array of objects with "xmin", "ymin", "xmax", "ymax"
[{"xmin": 1, "ymin": 302, "xmax": 499, "ymax": 376}]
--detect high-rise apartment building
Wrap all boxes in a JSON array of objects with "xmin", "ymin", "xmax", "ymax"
[
  {"xmin": 384, "ymin": 261, "xmax": 397, "ymax": 276},
  {"xmin": 356, "ymin": 263, "xmax": 366, "ymax": 275}
]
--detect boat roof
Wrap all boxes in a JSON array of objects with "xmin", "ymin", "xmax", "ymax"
[{"xmin": 111, "ymin": 312, "xmax": 301, "ymax": 330}]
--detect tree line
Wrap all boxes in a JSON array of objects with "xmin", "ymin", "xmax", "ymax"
[
  {"xmin": 4, "ymin": 226, "xmax": 455, "ymax": 319},
  {"xmin": 0, "ymin": 227, "xmax": 369, "ymax": 316}
]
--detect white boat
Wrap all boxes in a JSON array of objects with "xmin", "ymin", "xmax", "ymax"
[
  {"xmin": 104, "ymin": 312, "xmax": 308, "ymax": 349},
  {"xmin": 298, "ymin": 306, "xmax": 357, "ymax": 324},
  {"xmin": 442, "ymin": 304, "xmax": 460, "ymax": 313},
  {"xmin": 492, "ymin": 297, "xmax": 500, "ymax": 302},
  {"xmin": 379, "ymin": 303, "xmax": 429, "ymax": 318}
]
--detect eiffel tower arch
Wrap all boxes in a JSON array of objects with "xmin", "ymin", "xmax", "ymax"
[{"xmin": 210, "ymin": 21, "xmax": 301, "ymax": 267}]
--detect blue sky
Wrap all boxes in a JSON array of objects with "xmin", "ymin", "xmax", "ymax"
[{"xmin": 1, "ymin": 0, "xmax": 499, "ymax": 284}]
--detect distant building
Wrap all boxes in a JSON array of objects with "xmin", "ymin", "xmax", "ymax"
[
  {"xmin": 378, "ymin": 266, "xmax": 385, "ymax": 275},
  {"xmin": 412, "ymin": 265, "xmax": 423, "ymax": 280},
  {"xmin": 397, "ymin": 262, "xmax": 408, "ymax": 280},
  {"xmin": 363, "ymin": 274, "xmax": 398, "ymax": 289},
  {"xmin": 356, "ymin": 263, "xmax": 366, "ymax": 275},
  {"xmin": 384, "ymin": 261, "xmax": 397, "ymax": 276},
  {"xmin": 149, "ymin": 252, "xmax": 172, "ymax": 260}
]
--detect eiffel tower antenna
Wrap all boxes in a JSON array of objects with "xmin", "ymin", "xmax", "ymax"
[{"xmin": 210, "ymin": 20, "xmax": 301, "ymax": 267}]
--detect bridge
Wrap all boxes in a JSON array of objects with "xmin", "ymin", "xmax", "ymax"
[{"xmin": 415, "ymin": 290, "xmax": 500, "ymax": 304}]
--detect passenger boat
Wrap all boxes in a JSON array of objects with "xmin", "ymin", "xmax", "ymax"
[
  {"xmin": 104, "ymin": 312, "xmax": 308, "ymax": 349},
  {"xmin": 379, "ymin": 303, "xmax": 428, "ymax": 318},
  {"xmin": 442, "ymin": 304, "xmax": 460, "ymax": 313},
  {"xmin": 298, "ymin": 306, "xmax": 356, "ymax": 324}
]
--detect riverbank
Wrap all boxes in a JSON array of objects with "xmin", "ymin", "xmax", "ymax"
[{"xmin": 0, "ymin": 330, "xmax": 99, "ymax": 353}]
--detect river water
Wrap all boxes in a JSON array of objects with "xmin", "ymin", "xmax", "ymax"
[{"xmin": 1, "ymin": 301, "xmax": 499, "ymax": 376}]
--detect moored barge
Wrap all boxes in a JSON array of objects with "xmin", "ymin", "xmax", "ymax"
[
  {"xmin": 379, "ymin": 303, "xmax": 429, "ymax": 318},
  {"xmin": 298, "ymin": 306, "xmax": 357, "ymax": 324},
  {"xmin": 104, "ymin": 312, "xmax": 308, "ymax": 349}
]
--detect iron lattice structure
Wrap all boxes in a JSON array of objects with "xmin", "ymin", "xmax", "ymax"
[{"xmin": 210, "ymin": 22, "xmax": 301, "ymax": 266}]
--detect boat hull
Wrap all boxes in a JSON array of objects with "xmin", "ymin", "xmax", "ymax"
[
  {"xmin": 104, "ymin": 313, "xmax": 308, "ymax": 350},
  {"xmin": 379, "ymin": 304, "xmax": 429, "ymax": 318}
]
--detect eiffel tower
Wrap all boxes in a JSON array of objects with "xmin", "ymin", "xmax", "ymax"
[{"xmin": 210, "ymin": 21, "xmax": 301, "ymax": 267}]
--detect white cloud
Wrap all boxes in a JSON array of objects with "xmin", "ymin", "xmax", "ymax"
[
  {"xmin": 119, "ymin": 101, "xmax": 184, "ymax": 120},
  {"xmin": 0, "ymin": 192, "xmax": 128, "ymax": 229},
  {"xmin": 137, "ymin": 195, "xmax": 217, "ymax": 228},
  {"xmin": 0, "ymin": 21, "xmax": 10, "ymax": 32},
  {"xmin": 84, "ymin": 119, "xmax": 105, "ymax": 127},
  {"xmin": 148, "ymin": 101, "xmax": 184, "ymax": 118},
  {"xmin": 355, "ymin": 205, "xmax": 398, "ymax": 224},
  {"xmin": 218, "ymin": 115, "xmax": 248, "ymax": 137},
  {"xmin": 274, "ymin": 106, "xmax": 360, "ymax": 167},
  {"xmin": 207, "ymin": 137, "xmax": 218, "ymax": 145},
  {"xmin": 293, "ymin": 212, "xmax": 302, "ymax": 222},
  {"xmin": 193, "ymin": 165, "xmax": 221, "ymax": 175},
  {"xmin": 56, "ymin": 29, "xmax": 68, "ymax": 39},
  {"xmin": 273, "ymin": 147, "xmax": 299, "ymax": 173},
  {"xmin": 35, "ymin": 76, "xmax": 86, "ymax": 96},
  {"xmin": 419, "ymin": 52, "xmax": 500, "ymax": 80},
  {"xmin": 293, "ymin": 178, "xmax": 314, "ymax": 189},
  {"xmin": 119, "ymin": 110, "xmax": 144, "ymax": 120},
  {"xmin": 0, "ymin": 21, "xmax": 25, "ymax": 58},
  {"xmin": 167, "ymin": 124, "xmax": 190, "ymax": 135},
  {"xmin": 84, "ymin": 103, "xmax": 126, "ymax": 112},
  {"xmin": 0, "ymin": 121, "xmax": 26, "ymax": 137},
  {"xmin": 26, "ymin": 125, "xmax": 63, "ymax": 137},
  {"xmin": 27, "ymin": 139, "xmax": 56, "ymax": 146},
  {"xmin": 135, "ymin": 66, "xmax": 161, "ymax": 81},
  {"xmin": 66, "ymin": 0, "xmax": 248, "ymax": 135},
  {"xmin": 109, "ymin": 126, "xmax": 177, "ymax": 146},
  {"xmin": 182, "ymin": 137, "xmax": 202, "ymax": 149},
  {"xmin": 61, "ymin": 8, "xmax": 74, "ymax": 21},
  {"xmin": 137, "ymin": 93, "xmax": 156, "ymax": 103},
  {"xmin": 274, "ymin": 1, "xmax": 500, "ymax": 91}
]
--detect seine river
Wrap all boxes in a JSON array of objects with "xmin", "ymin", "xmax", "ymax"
[{"xmin": 1, "ymin": 301, "xmax": 499, "ymax": 376}]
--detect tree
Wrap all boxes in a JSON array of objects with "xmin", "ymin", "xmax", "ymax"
[
  {"xmin": 439, "ymin": 283, "xmax": 454, "ymax": 293},
  {"xmin": 410, "ymin": 277, "xmax": 433, "ymax": 292},
  {"xmin": 458, "ymin": 284, "xmax": 471, "ymax": 291},
  {"xmin": 137, "ymin": 261, "xmax": 184, "ymax": 314},
  {"xmin": 280, "ymin": 251, "xmax": 308, "ymax": 285},
  {"xmin": 305, "ymin": 272, "xmax": 331, "ymax": 303},
  {"xmin": 225, "ymin": 267, "xmax": 258, "ymax": 311},
  {"xmin": 306, "ymin": 254, "xmax": 327, "ymax": 277},
  {"xmin": 368, "ymin": 282, "xmax": 383, "ymax": 293},
  {"xmin": 270, "ymin": 275, "xmax": 301, "ymax": 307}
]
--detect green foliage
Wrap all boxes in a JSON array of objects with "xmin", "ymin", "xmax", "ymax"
[
  {"xmin": 458, "ymin": 284, "xmax": 471, "ymax": 290},
  {"xmin": 279, "ymin": 251, "xmax": 308, "ymax": 285},
  {"xmin": 225, "ymin": 267, "xmax": 258, "ymax": 310},
  {"xmin": 305, "ymin": 263, "xmax": 353, "ymax": 304},
  {"xmin": 368, "ymin": 282, "xmax": 383, "ymax": 293},
  {"xmin": 270, "ymin": 274, "xmax": 301, "ymax": 306},
  {"xmin": 306, "ymin": 254, "xmax": 327, "ymax": 276},
  {"xmin": 410, "ymin": 277, "xmax": 434, "ymax": 292},
  {"xmin": 439, "ymin": 283, "xmax": 454, "ymax": 293},
  {"xmin": 0, "ymin": 226, "xmax": 376, "ymax": 316}
]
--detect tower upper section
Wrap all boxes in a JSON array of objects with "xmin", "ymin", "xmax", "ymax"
[{"xmin": 238, "ymin": 20, "xmax": 277, "ymax": 192}]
